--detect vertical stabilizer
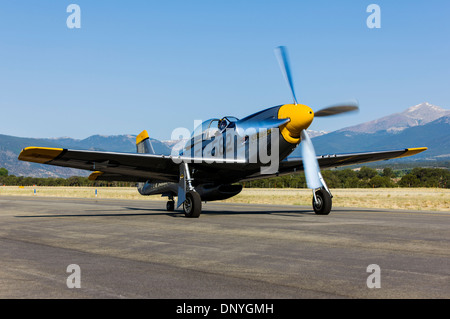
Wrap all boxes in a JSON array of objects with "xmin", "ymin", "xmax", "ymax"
[{"xmin": 136, "ymin": 130, "xmax": 155, "ymax": 154}]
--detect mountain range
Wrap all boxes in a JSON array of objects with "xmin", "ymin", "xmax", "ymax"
[
  {"xmin": 0, "ymin": 102, "xmax": 448, "ymax": 178},
  {"xmin": 289, "ymin": 102, "xmax": 450, "ymax": 159},
  {"xmin": 337, "ymin": 102, "xmax": 450, "ymax": 134}
]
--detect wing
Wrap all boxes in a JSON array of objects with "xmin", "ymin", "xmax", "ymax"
[
  {"xmin": 18, "ymin": 146, "xmax": 427, "ymax": 183},
  {"xmin": 18, "ymin": 147, "xmax": 246, "ymax": 183},
  {"xmin": 240, "ymin": 147, "xmax": 428, "ymax": 181}
]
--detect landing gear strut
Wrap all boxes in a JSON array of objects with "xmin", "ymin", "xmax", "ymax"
[
  {"xmin": 177, "ymin": 162, "xmax": 202, "ymax": 218},
  {"xmin": 312, "ymin": 187, "xmax": 332, "ymax": 215}
]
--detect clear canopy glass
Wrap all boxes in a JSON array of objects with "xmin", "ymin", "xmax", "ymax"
[{"xmin": 190, "ymin": 116, "xmax": 239, "ymax": 139}]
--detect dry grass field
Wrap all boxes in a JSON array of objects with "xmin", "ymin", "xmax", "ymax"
[
  {"xmin": 1, "ymin": 186, "xmax": 449, "ymax": 211},
  {"xmin": 224, "ymin": 188, "xmax": 450, "ymax": 212}
]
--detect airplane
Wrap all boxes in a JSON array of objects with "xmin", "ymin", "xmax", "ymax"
[{"xmin": 18, "ymin": 46, "xmax": 427, "ymax": 218}]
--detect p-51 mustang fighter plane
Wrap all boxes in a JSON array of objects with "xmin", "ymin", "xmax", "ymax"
[{"xmin": 18, "ymin": 47, "xmax": 427, "ymax": 217}]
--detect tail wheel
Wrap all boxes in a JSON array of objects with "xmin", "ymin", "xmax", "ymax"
[
  {"xmin": 183, "ymin": 191, "xmax": 202, "ymax": 218},
  {"xmin": 313, "ymin": 188, "xmax": 332, "ymax": 215},
  {"xmin": 166, "ymin": 200, "xmax": 175, "ymax": 211}
]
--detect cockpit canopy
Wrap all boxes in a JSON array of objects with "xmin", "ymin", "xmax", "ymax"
[{"xmin": 190, "ymin": 116, "xmax": 239, "ymax": 140}]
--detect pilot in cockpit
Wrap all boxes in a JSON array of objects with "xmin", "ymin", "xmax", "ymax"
[{"xmin": 218, "ymin": 118, "xmax": 227, "ymax": 131}]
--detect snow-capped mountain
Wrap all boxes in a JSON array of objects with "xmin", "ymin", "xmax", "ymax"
[{"xmin": 338, "ymin": 102, "xmax": 450, "ymax": 134}]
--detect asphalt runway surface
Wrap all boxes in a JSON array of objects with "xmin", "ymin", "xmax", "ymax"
[{"xmin": 0, "ymin": 195, "xmax": 449, "ymax": 299}]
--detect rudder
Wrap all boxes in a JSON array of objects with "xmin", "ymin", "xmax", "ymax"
[{"xmin": 136, "ymin": 130, "xmax": 155, "ymax": 154}]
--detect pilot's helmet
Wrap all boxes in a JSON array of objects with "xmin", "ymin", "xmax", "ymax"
[{"xmin": 218, "ymin": 119, "xmax": 227, "ymax": 130}]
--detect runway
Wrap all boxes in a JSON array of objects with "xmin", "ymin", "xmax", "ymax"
[{"xmin": 0, "ymin": 195, "xmax": 449, "ymax": 299}]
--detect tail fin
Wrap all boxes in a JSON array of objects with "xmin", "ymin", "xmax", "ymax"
[
  {"xmin": 136, "ymin": 130, "xmax": 155, "ymax": 154},
  {"xmin": 136, "ymin": 130, "xmax": 157, "ymax": 195}
]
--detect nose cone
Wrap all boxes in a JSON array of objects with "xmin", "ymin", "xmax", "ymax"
[{"xmin": 278, "ymin": 104, "xmax": 314, "ymax": 144}]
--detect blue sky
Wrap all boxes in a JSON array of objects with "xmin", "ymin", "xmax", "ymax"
[{"xmin": 0, "ymin": 0, "xmax": 449, "ymax": 140}]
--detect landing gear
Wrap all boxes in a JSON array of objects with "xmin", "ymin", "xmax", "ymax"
[
  {"xmin": 183, "ymin": 190, "xmax": 202, "ymax": 218},
  {"xmin": 177, "ymin": 162, "xmax": 202, "ymax": 218},
  {"xmin": 312, "ymin": 187, "xmax": 332, "ymax": 215},
  {"xmin": 166, "ymin": 200, "xmax": 175, "ymax": 211}
]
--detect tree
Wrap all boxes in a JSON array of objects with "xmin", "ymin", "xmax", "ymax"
[
  {"xmin": 357, "ymin": 167, "xmax": 377, "ymax": 180},
  {"xmin": 0, "ymin": 168, "xmax": 8, "ymax": 177},
  {"xmin": 399, "ymin": 174, "xmax": 420, "ymax": 187},
  {"xmin": 321, "ymin": 170, "xmax": 340, "ymax": 188},
  {"xmin": 382, "ymin": 168, "xmax": 394, "ymax": 178},
  {"xmin": 369, "ymin": 175, "xmax": 394, "ymax": 188}
]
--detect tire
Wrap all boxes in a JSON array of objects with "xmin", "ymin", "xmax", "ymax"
[
  {"xmin": 166, "ymin": 200, "xmax": 175, "ymax": 211},
  {"xmin": 312, "ymin": 188, "xmax": 332, "ymax": 215},
  {"xmin": 183, "ymin": 191, "xmax": 202, "ymax": 218}
]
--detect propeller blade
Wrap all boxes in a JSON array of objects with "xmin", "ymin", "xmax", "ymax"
[
  {"xmin": 301, "ymin": 130, "xmax": 323, "ymax": 189},
  {"xmin": 274, "ymin": 46, "xmax": 298, "ymax": 105},
  {"xmin": 315, "ymin": 103, "xmax": 359, "ymax": 117}
]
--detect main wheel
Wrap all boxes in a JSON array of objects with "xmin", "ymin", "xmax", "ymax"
[
  {"xmin": 183, "ymin": 191, "xmax": 202, "ymax": 218},
  {"xmin": 312, "ymin": 188, "xmax": 332, "ymax": 215},
  {"xmin": 166, "ymin": 200, "xmax": 175, "ymax": 211}
]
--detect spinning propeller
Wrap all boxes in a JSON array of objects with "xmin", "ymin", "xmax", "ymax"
[{"xmin": 274, "ymin": 46, "xmax": 358, "ymax": 211}]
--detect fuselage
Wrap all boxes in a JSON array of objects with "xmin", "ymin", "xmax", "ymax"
[
  {"xmin": 139, "ymin": 103, "xmax": 315, "ymax": 200},
  {"xmin": 179, "ymin": 104, "xmax": 313, "ymax": 182}
]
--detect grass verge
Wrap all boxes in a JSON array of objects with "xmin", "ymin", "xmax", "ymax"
[{"xmin": 1, "ymin": 186, "xmax": 449, "ymax": 211}]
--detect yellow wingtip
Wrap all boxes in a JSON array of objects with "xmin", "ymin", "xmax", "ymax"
[
  {"xmin": 18, "ymin": 147, "xmax": 64, "ymax": 164},
  {"xmin": 395, "ymin": 147, "xmax": 428, "ymax": 159}
]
